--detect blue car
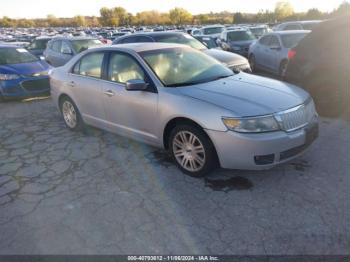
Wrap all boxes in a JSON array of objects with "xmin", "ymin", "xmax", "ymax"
[
  {"xmin": 248, "ymin": 30, "xmax": 310, "ymax": 77},
  {"xmin": 0, "ymin": 45, "xmax": 51, "ymax": 101}
]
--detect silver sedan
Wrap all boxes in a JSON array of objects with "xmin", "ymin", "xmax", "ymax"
[{"xmin": 50, "ymin": 43, "xmax": 319, "ymax": 177}]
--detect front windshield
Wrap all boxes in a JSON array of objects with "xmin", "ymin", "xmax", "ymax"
[
  {"xmin": 281, "ymin": 33, "xmax": 308, "ymax": 48},
  {"xmin": 197, "ymin": 37, "xmax": 218, "ymax": 49},
  {"xmin": 0, "ymin": 47, "xmax": 38, "ymax": 65},
  {"xmin": 203, "ymin": 27, "xmax": 224, "ymax": 35},
  {"xmin": 227, "ymin": 31, "xmax": 256, "ymax": 41},
  {"xmin": 141, "ymin": 47, "xmax": 233, "ymax": 87},
  {"xmin": 153, "ymin": 34, "xmax": 207, "ymax": 51},
  {"xmin": 71, "ymin": 39, "xmax": 102, "ymax": 53}
]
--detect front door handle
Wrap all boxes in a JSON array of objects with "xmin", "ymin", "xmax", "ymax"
[
  {"xmin": 104, "ymin": 90, "xmax": 115, "ymax": 97},
  {"xmin": 69, "ymin": 81, "xmax": 75, "ymax": 87}
]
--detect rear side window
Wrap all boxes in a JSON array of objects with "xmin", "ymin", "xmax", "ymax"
[
  {"xmin": 259, "ymin": 35, "xmax": 271, "ymax": 46},
  {"xmin": 52, "ymin": 41, "xmax": 61, "ymax": 52},
  {"xmin": 269, "ymin": 36, "xmax": 280, "ymax": 47},
  {"xmin": 73, "ymin": 52, "xmax": 104, "ymax": 79}
]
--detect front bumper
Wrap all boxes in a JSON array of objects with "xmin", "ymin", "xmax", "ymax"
[
  {"xmin": 206, "ymin": 119, "xmax": 319, "ymax": 170},
  {"xmin": 0, "ymin": 76, "xmax": 50, "ymax": 100}
]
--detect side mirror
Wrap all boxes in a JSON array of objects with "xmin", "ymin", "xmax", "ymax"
[{"xmin": 125, "ymin": 79, "xmax": 148, "ymax": 91}]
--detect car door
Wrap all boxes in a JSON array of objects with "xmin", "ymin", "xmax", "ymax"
[
  {"xmin": 255, "ymin": 35, "xmax": 271, "ymax": 69},
  {"xmin": 47, "ymin": 40, "xmax": 62, "ymax": 67},
  {"xmin": 100, "ymin": 51, "xmax": 159, "ymax": 145},
  {"xmin": 267, "ymin": 35, "xmax": 282, "ymax": 73},
  {"xmin": 68, "ymin": 52, "xmax": 107, "ymax": 127}
]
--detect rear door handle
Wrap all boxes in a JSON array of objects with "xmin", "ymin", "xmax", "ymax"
[
  {"xmin": 104, "ymin": 90, "xmax": 115, "ymax": 97},
  {"xmin": 69, "ymin": 81, "xmax": 75, "ymax": 87}
]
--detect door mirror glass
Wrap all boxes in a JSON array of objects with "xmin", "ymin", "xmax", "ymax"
[{"xmin": 125, "ymin": 79, "xmax": 148, "ymax": 91}]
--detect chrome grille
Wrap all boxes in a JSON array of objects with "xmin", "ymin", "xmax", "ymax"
[{"xmin": 276, "ymin": 100, "xmax": 317, "ymax": 132}]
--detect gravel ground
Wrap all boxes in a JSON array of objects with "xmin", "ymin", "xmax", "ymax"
[{"xmin": 0, "ymin": 98, "xmax": 350, "ymax": 255}]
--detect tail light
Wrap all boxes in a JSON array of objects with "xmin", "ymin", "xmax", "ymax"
[{"xmin": 288, "ymin": 48, "xmax": 297, "ymax": 60}]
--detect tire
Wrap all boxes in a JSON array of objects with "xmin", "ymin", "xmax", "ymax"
[
  {"xmin": 0, "ymin": 93, "xmax": 4, "ymax": 102},
  {"xmin": 279, "ymin": 60, "xmax": 288, "ymax": 79},
  {"xmin": 249, "ymin": 54, "xmax": 257, "ymax": 73},
  {"xmin": 59, "ymin": 96, "xmax": 85, "ymax": 131},
  {"xmin": 306, "ymin": 78, "xmax": 348, "ymax": 118},
  {"xmin": 168, "ymin": 124, "xmax": 218, "ymax": 177}
]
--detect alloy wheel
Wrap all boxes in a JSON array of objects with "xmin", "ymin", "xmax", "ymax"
[
  {"xmin": 172, "ymin": 131, "xmax": 206, "ymax": 172},
  {"xmin": 62, "ymin": 101, "xmax": 77, "ymax": 128}
]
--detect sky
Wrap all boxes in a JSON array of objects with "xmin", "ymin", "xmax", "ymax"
[{"xmin": 0, "ymin": 0, "xmax": 345, "ymax": 19}]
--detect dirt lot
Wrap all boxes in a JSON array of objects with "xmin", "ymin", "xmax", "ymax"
[{"xmin": 0, "ymin": 98, "xmax": 350, "ymax": 254}]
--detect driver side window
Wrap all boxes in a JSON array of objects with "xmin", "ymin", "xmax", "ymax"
[{"xmin": 108, "ymin": 53, "xmax": 145, "ymax": 84}]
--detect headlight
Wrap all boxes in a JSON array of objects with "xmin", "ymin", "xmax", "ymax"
[
  {"xmin": 231, "ymin": 46, "xmax": 242, "ymax": 51},
  {"xmin": 222, "ymin": 115, "xmax": 280, "ymax": 133},
  {"xmin": 0, "ymin": 74, "xmax": 21, "ymax": 80}
]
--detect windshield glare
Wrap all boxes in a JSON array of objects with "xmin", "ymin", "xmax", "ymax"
[
  {"xmin": 141, "ymin": 48, "xmax": 233, "ymax": 87},
  {"xmin": 0, "ymin": 48, "xmax": 38, "ymax": 65},
  {"xmin": 281, "ymin": 33, "xmax": 308, "ymax": 48},
  {"xmin": 71, "ymin": 39, "xmax": 102, "ymax": 53},
  {"xmin": 227, "ymin": 31, "xmax": 256, "ymax": 41},
  {"xmin": 153, "ymin": 34, "xmax": 207, "ymax": 50}
]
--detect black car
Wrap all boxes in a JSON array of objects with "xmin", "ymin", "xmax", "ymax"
[
  {"xmin": 113, "ymin": 32, "xmax": 251, "ymax": 73},
  {"xmin": 27, "ymin": 37, "xmax": 52, "ymax": 58},
  {"xmin": 285, "ymin": 16, "xmax": 350, "ymax": 117},
  {"xmin": 194, "ymin": 36, "xmax": 221, "ymax": 49}
]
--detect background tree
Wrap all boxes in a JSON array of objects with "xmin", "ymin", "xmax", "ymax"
[
  {"xmin": 275, "ymin": 1, "xmax": 294, "ymax": 21},
  {"xmin": 113, "ymin": 7, "xmax": 128, "ymax": 26},
  {"xmin": 305, "ymin": 8, "xmax": 323, "ymax": 20},
  {"xmin": 331, "ymin": 1, "xmax": 350, "ymax": 17},
  {"xmin": 233, "ymin": 12, "xmax": 246, "ymax": 24},
  {"xmin": 73, "ymin": 16, "xmax": 86, "ymax": 27},
  {"xmin": 99, "ymin": 7, "xmax": 118, "ymax": 26},
  {"xmin": 169, "ymin": 7, "xmax": 192, "ymax": 25}
]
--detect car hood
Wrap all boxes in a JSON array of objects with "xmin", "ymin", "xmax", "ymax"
[
  {"xmin": 178, "ymin": 73, "xmax": 309, "ymax": 117},
  {"xmin": 0, "ymin": 60, "xmax": 50, "ymax": 76},
  {"xmin": 203, "ymin": 49, "xmax": 248, "ymax": 65}
]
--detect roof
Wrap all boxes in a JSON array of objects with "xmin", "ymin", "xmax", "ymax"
[
  {"xmin": 90, "ymin": 43, "xmax": 190, "ymax": 53},
  {"xmin": 272, "ymin": 30, "xmax": 311, "ymax": 35}
]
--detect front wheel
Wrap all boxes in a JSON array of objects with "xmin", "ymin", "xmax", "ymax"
[
  {"xmin": 169, "ymin": 125, "xmax": 217, "ymax": 177},
  {"xmin": 59, "ymin": 96, "xmax": 85, "ymax": 131}
]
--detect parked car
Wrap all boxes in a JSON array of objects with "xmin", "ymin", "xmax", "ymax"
[
  {"xmin": 113, "ymin": 32, "xmax": 251, "ymax": 73},
  {"xmin": 219, "ymin": 29, "xmax": 257, "ymax": 57},
  {"xmin": 194, "ymin": 36, "xmax": 221, "ymax": 49},
  {"xmin": 27, "ymin": 36, "xmax": 52, "ymax": 58},
  {"xmin": 0, "ymin": 45, "xmax": 51, "ymax": 101},
  {"xmin": 285, "ymin": 16, "xmax": 350, "ymax": 117},
  {"xmin": 248, "ymin": 25, "xmax": 271, "ymax": 38},
  {"xmin": 273, "ymin": 21, "xmax": 322, "ymax": 31},
  {"xmin": 44, "ymin": 37, "xmax": 102, "ymax": 67},
  {"xmin": 249, "ymin": 30, "xmax": 310, "ymax": 77},
  {"xmin": 200, "ymin": 25, "xmax": 225, "ymax": 39},
  {"xmin": 50, "ymin": 43, "xmax": 318, "ymax": 177}
]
